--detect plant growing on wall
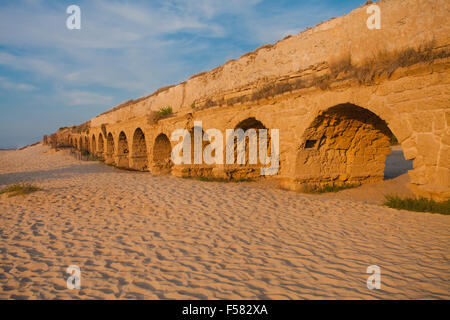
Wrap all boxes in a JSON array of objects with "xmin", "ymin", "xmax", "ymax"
[{"xmin": 155, "ymin": 106, "xmax": 173, "ymax": 120}]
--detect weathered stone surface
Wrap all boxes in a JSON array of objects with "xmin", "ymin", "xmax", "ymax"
[
  {"xmin": 294, "ymin": 104, "xmax": 391, "ymax": 186},
  {"xmin": 442, "ymin": 129, "xmax": 450, "ymax": 146},
  {"xmin": 403, "ymin": 147, "xmax": 418, "ymax": 161},
  {"xmin": 416, "ymin": 134, "xmax": 441, "ymax": 166},
  {"xmin": 409, "ymin": 112, "xmax": 434, "ymax": 133},
  {"xmin": 435, "ymin": 167, "xmax": 450, "ymax": 189},
  {"xmin": 439, "ymin": 146, "xmax": 450, "ymax": 168},
  {"xmin": 433, "ymin": 111, "xmax": 446, "ymax": 131}
]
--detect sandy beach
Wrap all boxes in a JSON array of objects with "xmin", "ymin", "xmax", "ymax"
[{"xmin": 0, "ymin": 144, "xmax": 449, "ymax": 299}]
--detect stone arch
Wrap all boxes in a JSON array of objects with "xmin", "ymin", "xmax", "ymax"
[
  {"xmin": 294, "ymin": 103, "xmax": 395, "ymax": 188},
  {"xmin": 176, "ymin": 126, "xmax": 212, "ymax": 178},
  {"xmin": 189, "ymin": 126, "xmax": 210, "ymax": 163},
  {"xmin": 152, "ymin": 133, "xmax": 172, "ymax": 173},
  {"xmin": 98, "ymin": 133, "xmax": 105, "ymax": 160},
  {"xmin": 84, "ymin": 136, "xmax": 90, "ymax": 153},
  {"xmin": 78, "ymin": 137, "xmax": 82, "ymax": 150},
  {"xmin": 91, "ymin": 134, "xmax": 96, "ymax": 156},
  {"xmin": 224, "ymin": 117, "xmax": 270, "ymax": 180},
  {"xmin": 131, "ymin": 128, "xmax": 148, "ymax": 171},
  {"xmin": 117, "ymin": 131, "xmax": 129, "ymax": 168},
  {"xmin": 106, "ymin": 133, "xmax": 115, "ymax": 164}
]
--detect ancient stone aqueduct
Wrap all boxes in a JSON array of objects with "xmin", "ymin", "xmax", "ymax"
[{"xmin": 49, "ymin": 0, "xmax": 450, "ymax": 200}]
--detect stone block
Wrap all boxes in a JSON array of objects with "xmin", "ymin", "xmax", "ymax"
[{"xmin": 416, "ymin": 134, "xmax": 440, "ymax": 166}]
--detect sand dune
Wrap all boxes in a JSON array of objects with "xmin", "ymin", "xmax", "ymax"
[{"xmin": 0, "ymin": 144, "xmax": 449, "ymax": 299}]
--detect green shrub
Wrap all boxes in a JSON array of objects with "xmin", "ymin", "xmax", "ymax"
[
  {"xmin": 384, "ymin": 195, "xmax": 450, "ymax": 215},
  {"xmin": 81, "ymin": 150, "xmax": 90, "ymax": 157},
  {"xmin": 155, "ymin": 106, "xmax": 173, "ymax": 120},
  {"xmin": 0, "ymin": 183, "xmax": 41, "ymax": 197}
]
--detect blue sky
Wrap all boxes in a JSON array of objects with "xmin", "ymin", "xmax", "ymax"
[{"xmin": 0, "ymin": 0, "xmax": 365, "ymax": 148}]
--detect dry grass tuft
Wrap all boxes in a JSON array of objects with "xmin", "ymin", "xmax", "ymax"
[
  {"xmin": 329, "ymin": 54, "xmax": 353, "ymax": 78},
  {"xmin": 0, "ymin": 183, "xmax": 41, "ymax": 197},
  {"xmin": 202, "ymin": 42, "xmax": 449, "ymax": 107},
  {"xmin": 189, "ymin": 71, "xmax": 208, "ymax": 80},
  {"xmin": 354, "ymin": 42, "xmax": 448, "ymax": 84},
  {"xmin": 204, "ymin": 99, "xmax": 217, "ymax": 108},
  {"xmin": 182, "ymin": 176, "xmax": 253, "ymax": 183},
  {"xmin": 302, "ymin": 183, "xmax": 359, "ymax": 194}
]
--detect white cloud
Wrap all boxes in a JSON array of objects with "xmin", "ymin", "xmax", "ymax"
[
  {"xmin": 161, "ymin": 0, "xmax": 262, "ymax": 18},
  {"xmin": 62, "ymin": 90, "xmax": 114, "ymax": 107},
  {"xmin": 0, "ymin": 52, "xmax": 59, "ymax": 77},
  {"xmin": 0, "ymin": 76, "xmax": 35, "ymax": 91}
]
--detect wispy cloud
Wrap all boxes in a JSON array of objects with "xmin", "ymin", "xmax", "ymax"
[
  {"xmin": 0, "ymin": 76, "xmax": 35, "ymax": 91},
  {"xmin": 0, "ymin": 52, "xmax": 59, "ymax": 77},
  {"xmin": 62, "ymin": 90, "xmax": 114, "ymax": 107}
]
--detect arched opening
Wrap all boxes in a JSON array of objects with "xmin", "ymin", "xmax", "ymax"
[
  {"xmin": 84, "ymin": 136, "xmax": 90, "ymax": 153},
  {"xmin": 152, "ymin": 133, "xmax": 172, "ymax": 173},
  {"xmin": 91, "ymin": 135, "xmax": 97, "ymax": 156},
  {"xmin": 78, "ymin": 137, "xmax": 82, "ymax": 150},
  {"xmin": 225, "ymin": 117, "xmax": 270, "ymax": 180},
  {"xmin": 179, "ymin": 126, "xmax": 212, "ymax": 177},
  {"xmin": 117, "ymin": 131, "xmax": 129, "ymax": 168},
  {"xmin": 106, "ymin": 133, "xmax": 115, "ymax": 165},
  {"xmin": 98, "ymin": 133, "xmax": 105, "ymax": 160},
  {"xmin": 234, "ymin": 118, "xmax": 268, "ymax": 163},
  {"xmin": 295, "ymin": 103, "xmax": 396, "ymax": 188},
  {"xmin": 131, "ymin": 128, "xmax": 148, "ymax": 171}
]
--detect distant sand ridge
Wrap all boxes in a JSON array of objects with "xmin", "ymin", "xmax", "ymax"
[{"xmin": 48, "ymin": 0, "xmax": 450, "ymax": 200}]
